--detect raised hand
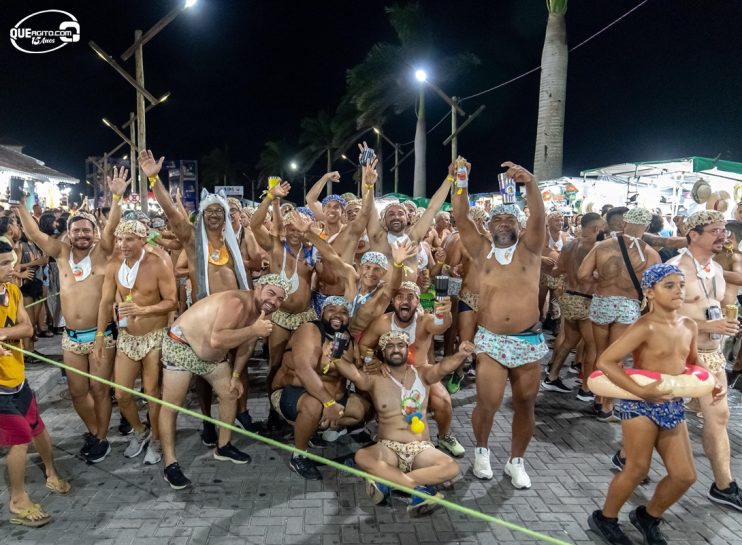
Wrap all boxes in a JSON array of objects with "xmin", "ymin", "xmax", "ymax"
[
  {"xmin": 391, "ymin": 240, "xmax": 416, "ymax": 265},
  {"xmin": 138, "ymin": 149, "xmax": 164, "ymax": 178},
  {"xmin": 362, "ymin": 158, "xmax": 379, "ymax": 187},
  {"xmin": 107, "ymin": 166, "xmax": 132, "ymax": 196},
  {"xmin": 271, "ymin": 181, "xmax": 291, "ymax": 199},
  {"xmin": 501, "ymin": 161, "xmax": 535, "ymax": 185},
  {"xmin": 322, "ymin": 171, "xmax": 341, "ymax": 184},
  {"xmin": 288, "ymin": 211, "xmax": 311, "ymax": 234},
  {"xmin": 250, "ymin": 311, "xmax": 273, "ymax": 337}
]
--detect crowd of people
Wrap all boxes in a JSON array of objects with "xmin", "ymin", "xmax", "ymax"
[{"xmin": 0, "ymin": 146, "xmax": 740, "ymax": 544}]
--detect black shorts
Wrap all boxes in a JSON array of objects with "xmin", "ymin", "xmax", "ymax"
[
  {"xmin": 276, "ymin": 385, "xmax": 349, "ymax": 423},
  {"xmin": 21, "ymin": 279, "xmax": 44, "ymax": 301}
]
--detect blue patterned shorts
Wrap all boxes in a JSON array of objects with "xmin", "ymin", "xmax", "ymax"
[
  {"xmin": 474, "ymin": 325, "xmax": 549, "ymax": 368},
  {"xmin": 615, "ymin": 398, "xmax": 685, "ymax": 430},
  {"xmin": 589, "ymin": 295, "xmax": 641, "ymax": 325}
]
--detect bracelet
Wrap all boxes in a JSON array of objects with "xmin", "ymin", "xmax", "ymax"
[
  {"xmin": 231, "ymin": 371, "xmax": 241, "ymax": 379},
  {"xmin": 393, "ymin": 262, "xmax": 405, "ymax": 269},
  {"xmin": 147, "ymin": 175, "xmax": 158, "ymax": 183},
  {"xmin": 96, "ymin": 331, "xmax": 104, "ymax": 338},
  {"xmin": 266, "ymin": 192, "xmax": 275, "ymax": 200},
  {"xmin": 393, "ymin": 262, "xmax": 414, "ymax": 275},
  {"xmin": 445, "ymin": 175, "xmax": 455, "ymax": 183},
  {"xmin": 111, "ymin": 194, "xmax": 122, "ymax": 202},
  {"xmin": 365, "ymin": 184, "xmax": 374, "ymax": 190},
  {"xmin": 323, "ymin": 399, "xmax": 336, "ymax": 408}
]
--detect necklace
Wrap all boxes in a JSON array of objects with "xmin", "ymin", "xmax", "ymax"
[{"xmin": 208, "ymin": 241, "xmax": 229, "ymax": 266}]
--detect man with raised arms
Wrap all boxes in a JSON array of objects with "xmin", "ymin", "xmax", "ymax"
[
  {"xmin": 15, "ymin": 168, "xmax": 128, "ymax": 463},
  {"xmin": 452, "ymin": 158, "xmax": 546, "ymax": 488},
  {"xmin": 158, "ymin": 274, "xmax": 286, "ymax": 489},
  {"xmin": 95, "ymin": 219, "xmax": 178, "ymax": 465}
]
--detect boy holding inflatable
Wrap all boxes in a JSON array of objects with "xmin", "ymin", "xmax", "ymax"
[{"xmin": 588, "ymin": 264, "xmax": 706, "ymax": 545}]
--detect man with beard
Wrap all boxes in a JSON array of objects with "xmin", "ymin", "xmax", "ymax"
[
  {"xmin": 331, "ymin": 332, "xmax": 473, "ymax": 515},
  {"xmin": 542, "ymin": 213, "xmax": 601, "ymax": 401},
  {"xmin": 94, "ymin": 220, "xmax": 177, "ymax": 465},
  {"xmin": 158, "ymin": 274, "xmax": 286, "ymax": 489},
  {"xmin": 142, "ymin": 150, "xmax": 252, "ymax": 445},
  {"xmin": 578, "ymin": 208, "xmax": 661, "ymax": 421},
  {"xmin": 16, "ymin": 169, "xmax": 127, "ymax": 463},
  {"xmin": 361, "ymin": 282, "xmax": 464, "ymax": 457},
  {"xmin": 270, "ymin": 297, "xmax": 366, "ymax": 480},
  {"xmin": 452, "ymin": 159, "xmax": 546, "ymax": 488},
  {"xmin": 667, "ymin": 211, "xmax": 742, "ymax": 510}
]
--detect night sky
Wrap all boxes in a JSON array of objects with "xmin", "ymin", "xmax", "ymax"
[{"xmin": 2, "ymin": 0, "xmax": 742, "ymax": 199}]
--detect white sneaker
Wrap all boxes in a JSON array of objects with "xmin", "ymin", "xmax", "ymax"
[
  {"xmin": 321, "ymin": 428, "xmax": 348, "ymax": 442},
  {"xmin": 504, "ymin": 457, "xmax": 531, "ymax": 489},
  {"xmin": 473, "ymin": 447, "xmax": 493, "ymax": 480},
  {"xmin": 143, "ymin": 439, "xmax": 162, "ymax": 465}
]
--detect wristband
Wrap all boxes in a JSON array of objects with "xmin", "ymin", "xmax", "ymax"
[
  {"xmin": 365, "ymin": 184, "xmax": 374, "ymax": 190},
  {"xmin": 231, "ymin": 371, "xmax": 241, "ymax": 379},
  {"xmin": 148, "ymin": 175, "xmax": 159, "ymax": 189},
  {"xmin": 96, "ymin": 331, "xmax": 104, "ymax": 338},
  {"xmin": 111, "ymin": 194, "xmax": 122, "ymax": 202},
  {"xmin": 393, "ymin": 262, "xmax": 414, "ymax": 275},
  {"xmin": 323, "ymin": 399, "xmax": 336, "ymax": 408},
  {"xmin": 445, "ymin": 175, "xmax": 455, "ymax": 183},
  {"xmin": 266, "ymin": 192, "xmax": 275, "ymax": 200}
]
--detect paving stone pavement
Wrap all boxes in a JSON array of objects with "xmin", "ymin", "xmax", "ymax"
[{"xmin": 1, "ymin": 334, "xmax": 741, "ymax": 544}]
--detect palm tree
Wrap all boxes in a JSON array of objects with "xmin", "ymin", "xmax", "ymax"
[
  {"xmin": 200, "ymin": 146, "xmax": 238, "ymax": 189},
  {"xmin": 256, "ymin": 140, "xmax": 292, "ymax": 187},
  {"xmin": 346, "ymin": 2, "xmax": 478, "ymax": 197},
  {"xmin": 533, "ymin": 0, "xmax": 568, "ymax": 182}
]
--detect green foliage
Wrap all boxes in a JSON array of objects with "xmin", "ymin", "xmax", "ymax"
[{"xmin": 546, "ymin": 0, "xmax": 568, "ymax": 16}]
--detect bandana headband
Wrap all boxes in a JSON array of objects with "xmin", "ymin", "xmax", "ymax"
[
  {"xmin": 321, "ymin": 295, "xmax": 351, "ymax": 312},
  {"xmin": 378, "ymin": 331, "xmax": 410, "ymax": 350},
  {"xmin": 641, "ymin": 264, "xmax": 684, "ymax": 290},
  {"xmin": 685, "ymin": 210, "xmax": 726, "ymax": 232},
  {"xmin": 321, "ymin": 194, "xmax": 347, "ymax": 208},
  {"xmin": 397, "ymin": 281, "xmax": 421, "ymax": 298},
  {"xmin": 114, "ymin": 219, "xmax": 147, "ymax": 238},
  {"xmin": 67, "ymin": 211, "xmax": 99, "ymax": 234},
  {"xmin": 255, "ymin": 273, "xmax": 291, "ymax": 295},
  {"xmin": 624, "ymin": 207, "xmax": 652, "ymax": 226},
  {"xmin": 487, "ymin": 204, "xmax": 527, "ymax": 229},
  {"xmin": 360, "ymin": 251, "xmax": 389, "ymax": 270}
]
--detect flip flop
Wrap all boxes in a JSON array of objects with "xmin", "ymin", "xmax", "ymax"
[
  {"xmin": 46, "ymin": 477, "xmax": 72, "ymax": 495},
  {"xmin": 9, "ymin": 503, "xmax": 51, "ymax": 527}
]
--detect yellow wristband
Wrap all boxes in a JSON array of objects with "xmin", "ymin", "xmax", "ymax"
[
  {"xmin": 365, "ymin": 184, "xmax": 374, "ymax": 190},
  {"xmin": 323, "ymin": 399, "xmax": 336, "ymax": 408},
  {"xmin": 267, "ymin": 192, "xmax": 275, "ymax": 200},
  {"xmin": 445, "ymin": 175, "xmax": 455, "ymax": 183},
  {"xmin": 96, "ymin": 331, "xmax": 104, "ymax": 338},
  {"xmin": 148, "ymin": 175, "xmax": 158, "ymax": 183},
  {"xmin": 393, "ymin": 262, "xmax": 404, "ymax": 269},
  {"xmin": 231, "ymin": 371, "xmax": 241, "ymax": 379},
  {"xmin": 111, "ymin": 194, "xmax": 122, "ymax": 202}
]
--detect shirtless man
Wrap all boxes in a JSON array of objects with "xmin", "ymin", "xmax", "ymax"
[
  {"xmin": 361, "ymin": 282, "xmax": 464, "ymax": 457},
  {"xmin": 142, "ymin": 150, "xmax": 252, "ymax": 444},
  {"xmin": 15, "ymin": 169, "xmax": 127, "ymax": 463},
  {"xmin": 452, "ymin": 159, "xmax": 546, "ymax": 488},
  {"xmin": 577, "ymin": 207, "xmax": 660, "ymax": 421},
  {"xmin": 667, "ymin": 211, "xmax": 742, "ymax": 510},
  {"xmin": 158, "ymin": 274, "xmax": 286, "ymax": 489},
  {"xmin": 542, "ymin": 212, "xmax": 601, "ymax": 402},
  {"xmin": 271, "ymin": 296, "xmax": 366, "ymax": 480},
  {"xmin": 588, "ymin": 264, "xmax": 698, "ymax": 545},
  {"xmin": 717, "ymin": 220, "xmax": 742, "ymax": 389},
  {"xmin": 540, "ymin": 211, "xmax": 569, "ymax": 329},
  {"xmin": 95, "ymin": 220, "xmax": 177, "ymax": 465},
  {"xmin": 332, "ymin": 333, "xmax": 472, "ymax": 515},
  {"xmin": 430, "ymin": 212, "xmax": 452, "ymax": 249}
]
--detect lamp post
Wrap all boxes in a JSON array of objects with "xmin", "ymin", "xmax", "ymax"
[
  {"xmin": 340, "ymin": 154, "xmax": 363, "ymax": 196},
  {"xmin": 373, "ymin": 127, "xmax": 402, "ymax": 194},
  {"xmin": 289, "ymin": 161, "xmax": 307, "ymax": 200}
]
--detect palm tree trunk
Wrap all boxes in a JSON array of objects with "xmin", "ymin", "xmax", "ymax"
[
  {"xmin": 533, "ymin": 3, "xmax": 568, "ymax": 182},
  {"xmin": 413, "ymin": 89, "xmax": 426, "ymax": 197},
  {"xmin": 326, "ymin": 148, "xmax": 333, "ymax": 196}
]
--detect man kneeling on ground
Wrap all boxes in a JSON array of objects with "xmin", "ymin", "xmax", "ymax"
[{"xmin": 333, "ymin": 332, "xmax": 472, "ymax": 515}]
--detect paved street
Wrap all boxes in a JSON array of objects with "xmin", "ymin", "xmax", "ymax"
[{"xmin": 1, "ymin": 335, "xmax": 741, "ymax": 545}]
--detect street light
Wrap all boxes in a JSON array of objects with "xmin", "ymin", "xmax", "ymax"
[
  {"xmin": 373, "ymin": 127, "xmax": 403, "ymax": 193},
  {"xmin": 289, "ymin": 162, "xmax": 298, "ymax": 171},
  {"xmin": 415, "ymin": 69, "xmax": 428, "ymax": 82},
  {"xmin": 185, "ymin": 0, "xmax": 198, "ymax": 8}
]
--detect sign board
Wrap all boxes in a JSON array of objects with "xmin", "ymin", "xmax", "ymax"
[{"xmin": 215, "ymin": 185, "xmax": 244, "ymax": 197}]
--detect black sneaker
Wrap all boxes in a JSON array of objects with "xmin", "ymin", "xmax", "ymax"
[
  {"xmin": 235, "ymin": 410, "xmax": 262, "ymax": 433},
  {"xmin": 289, "ymin": 454, "xmax": 322, "ymax": 480},
  {"xmin": 163, "ymin": 462, "xmax": 192, "ymax": 490},
  {"xmin": 587, "ymin": 510, "xmax": 632, "ymax": 545},
  {"xmin": 629, "ymin": 506, "xmax": 668, "ymax": 545},
  {"xmin": 84, "ymin": 439, "xmax": 111, "ymax": 464},
  {"xmin": 611, "ymin": 450, "xmax": 650, "ymax": 484},
  {"xmin": 201, "ymin": 422, "xmax": 218, "ymax": 447},
  {"xmin": 308, "ymin": 433, "xmax": 327, "ymax": 449},
  {"xmin": 597, "ymin": 409, "xmax": 621, "ymax": 423},
  {"xmin": 541, "ymin": 377, "xmax": 572, "ymax": 393},
  {"xmin": 118, "ymin": 416, "xmax": 133, "ymax": 436},
  {"xmin": 708, "ymin": 481, "xmax": 742, "ymax": 511},
  {"xmin": 79, "ymin": 432, "xmax": 98, "ymax": 457},
  {"xmin": 576, "ymin": 388, "xmax": 595, "ymax": 402},
  {"xmin": 213, "ymin": 442, "xmax": 251, "ymax": 464}
]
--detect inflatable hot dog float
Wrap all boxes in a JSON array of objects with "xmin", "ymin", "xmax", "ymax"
[{"xmin": 587, "ymin": 365, "xmax": 714, "ymax": 400}]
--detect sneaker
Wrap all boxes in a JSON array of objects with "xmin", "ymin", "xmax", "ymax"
[
  {"xmin": 597, "ymin": 409, "xmax": 621, "ymax": 423},
  {"xmin": 708, "ymin": 481, "xmax": 742, "ymax": 511},
  {"xmin": 143, "ymin": 440, "xmax": 163, "ymax": 465},
  {"xmin": 163, "ymin": 462, "xmax": 191, "ymax": 490},
  {"xmin": 201, "ymin": 422, "xmax": 218, "ymax": 447},
  {"xmin": 321, "ymin": 428, "xmax": 348, "ymax": 442},
  {"xmin": 289, "ymin": 454, "xmax": 322, "ymax": 480},
  {"xmin": 503, "ymin": 457, "xmax": 531, "ymax": 489},
  {"xmin": 569, "ymin": 362, "xmax": 581, "ymax": 375},
  {"xmin": 446, "ymin": 373, "xmax": 465, "ymax": 394},
  {"xmin": 79, "ymin": 432, "xmax": 98, "ymax": 457},
  {"xmin": 85, "ymin": 439, "xmax": 111, "ymax": 464},
  {"xmin": 365, "ymin": 479, "xmax": 391, "ymax": 505},
  {"xmin": 118, "ymin": 416, "xmax": 133, "ymax": 436},
  {"xmin": 308, "ymin": 433, "xmax": 328, "ymax": 449},
  {"xmin": 124, "ymin": 427, "xmax": 151, "ymax": 458},
  {"xmin": 465, "ymin": 367, "xmax": 476, "ymax": 379},
  {"xmin": 587, "ymin": 510, "xmax": 632, "ymax": 545},
  {"xmin": 611, "ymin": 450, "xmax": 651, "ymax": 485},
  {"xmin": 576, "ymin": 389, "xmax": 595, "ymax": 402},
  {"xmin": 629, "ymin": 506, "xmax": 668, "ymax": 545},
  {"xmin": 213, "ymin": 442, "xmax": 251, "ymax": 464},
  {"xmin": 438, "ymin": 433, "xmax": 465, "ymax": 457},
  {"xmin": 235, "ymin": 410, "xmax": 262, "ymax": 433},
  {"xmin": 407, "ymin": 485, "xmax": 443, "ymax": 516},
  {"xmin": 541, "ymin": 377, "xmax": 572, "ymax": 393},
  {"xmin": 473, "ymin": 447, "xmax": 493, "ymax": 480}
]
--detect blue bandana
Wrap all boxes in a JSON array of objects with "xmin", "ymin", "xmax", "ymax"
[
  {"xmin": 641, "ymin": 264, "xmax": 684, "ymax": 289},
  {"xmin": 321, "ymin": 194, "xmax": 346, "ymax": 208},
  {"xmin": 295, "ymin": 206, "xmax": 315, "ymax": 220}
]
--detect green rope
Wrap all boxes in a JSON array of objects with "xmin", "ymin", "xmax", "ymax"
[
  {"xmin": 24, "ymin": 291, "xmax": 60, "ymax": 308},
  {"xmin": 1, "ymin": 341, "xmax": 572, "ymax": 545}
]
